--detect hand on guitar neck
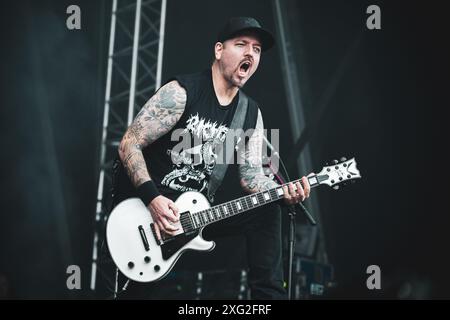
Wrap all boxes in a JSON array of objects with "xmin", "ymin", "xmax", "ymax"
[{"xmin": 280, "ymin": 174, "xmax": 313, "ymax": 206}]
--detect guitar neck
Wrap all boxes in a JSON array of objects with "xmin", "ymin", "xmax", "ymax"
[{"xmin": 187, "ymin": 174, "xmax": 328, "ymax": 230}]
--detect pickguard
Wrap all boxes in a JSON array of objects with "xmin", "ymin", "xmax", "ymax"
[{"xmin": 160, "ymin": 231, "xmax": 200, "ymax": 260}]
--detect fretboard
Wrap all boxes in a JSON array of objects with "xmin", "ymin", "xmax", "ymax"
[{"xmin": 186, "ymin": 174, "xmax": 328, "ymax": 231}]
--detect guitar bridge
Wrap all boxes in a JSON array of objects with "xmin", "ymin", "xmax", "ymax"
[{"xmin": 150, "ymin": 223, "xmax": 163, "ymax": 246}]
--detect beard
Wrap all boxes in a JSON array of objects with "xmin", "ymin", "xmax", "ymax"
[
  {"xmin": 224, "ymin": 67, "xmax": 248, "ymax": 88},
  {"xmin": 216, "ymin": 57, "xmax": 256, "ymax": 89}
]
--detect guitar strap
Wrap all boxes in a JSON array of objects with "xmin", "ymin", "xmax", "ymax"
[{"xmin": 207, "ymin": 91, "xmax": 248, "ymax": 203}]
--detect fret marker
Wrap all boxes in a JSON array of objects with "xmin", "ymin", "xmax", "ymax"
[
  {"xmin": 224, "ymin": 206, "xmax": 228, "ymax": 215},
  {"xmin": 208, "ymin": 210, "xmax": 214, "ymax": 221},
  {"xmin": 252, "ymin": 196, "xmax": 257, "ymax": 204},
  {"xmin": 215, "ymin": 208, "xmax": 220, "ymax": 219},
  {"xmin": 277, "ymin": 188, "xmax": 284, "ymax": 196},
  {"xmin": 264, "ymin": 192, "xmax": 270, "ymax": 200},
  {"xmin": 236, "ymin": 202, "xmax": 242, "ymax": 210}
]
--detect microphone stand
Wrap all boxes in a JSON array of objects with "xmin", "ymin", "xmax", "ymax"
[{"xmin": 263, "ymin": 136, "xmax": 316, "ymax": 300}]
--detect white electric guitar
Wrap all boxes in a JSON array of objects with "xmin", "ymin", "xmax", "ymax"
[{"xmin": 106, "ymin": 157, "xmax": 361, "ymax": 283}]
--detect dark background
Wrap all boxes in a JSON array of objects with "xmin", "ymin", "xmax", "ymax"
[{"xmin": 0, "ymin": 0, "xmax": 448, "ymax": 299}]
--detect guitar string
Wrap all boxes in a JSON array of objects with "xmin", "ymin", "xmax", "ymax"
[
  {"xmin": 142, "ymin": 180, "xmax": 326, "ymax": 243},
  {"xmin": 144, "ymin": 176, "xmax": 323, "ymax": 238}
]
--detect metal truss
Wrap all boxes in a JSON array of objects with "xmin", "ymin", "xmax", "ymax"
[{"xmin": 90, "ymin": 0, "xmax": 167, "ymax": 294}]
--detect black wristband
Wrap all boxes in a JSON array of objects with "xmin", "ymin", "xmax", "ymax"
[{"xmin": 136, "ymin": 180, "xmax": 161, "ymax": 206}]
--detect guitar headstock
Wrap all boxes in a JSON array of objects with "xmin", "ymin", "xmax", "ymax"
[{"xmin": 316, "ymin": 157, "xmax": 361, "ymax": 190}]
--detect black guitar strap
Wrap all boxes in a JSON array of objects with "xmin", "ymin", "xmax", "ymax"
[{"xmin": 207, "ymin": 91, "xmax": 248, "ymax": 203}]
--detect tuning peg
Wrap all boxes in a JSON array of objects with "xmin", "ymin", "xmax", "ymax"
[
  {"xmin": 332, "ymin": 159, "xmax": 338, "ymax": 165},
  {"xmin": 340, "ymin": 157, "xmax": 347, "ymax": 162},
  {"xmin": 333, "ymin": 185, "xmax": 339, "ymax": 190}
]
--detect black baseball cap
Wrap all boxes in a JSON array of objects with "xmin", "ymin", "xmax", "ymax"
[{"xmin": 217, "ymin": 17, "xmax": 275, "ymax": 52}]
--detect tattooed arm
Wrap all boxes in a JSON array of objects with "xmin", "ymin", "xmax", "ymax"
[
  {"xmin": 239, "ymin": 109, "xmax": 311, "ymax": 205},
  {"xmin": 118, "ymin": 80, "xmax": 186, "ymax": 188},
  {"xmin": 239, "ymin": 109, "xmax": 278, "ymax": 193},
  {"xmin": 118, "ymin": 80, "xmax": 187, "ymax": 238}
]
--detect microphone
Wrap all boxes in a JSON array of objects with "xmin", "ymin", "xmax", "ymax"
[{"xmin": 262, "ymin": 134, "xmax": 278, "ymax": 156}]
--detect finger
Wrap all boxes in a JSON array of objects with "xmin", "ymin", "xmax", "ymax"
[
  {"xmin": 302, "ymin": 176, "xmax": 310, "ymax": 198},
  {"xmin": 168, "ymin": 202, "xmax": 180, "ymax": 220},
  {"xmin": 161, "ymin": 224, "xmax": 178, "ymax": 237},
  {"xmin": 289, "ymin": 183, "xmax": 302, "ymax": 204},
  {"xmin": 296, "ymin": 181, "xmax": 305, "ymax": 201},
  {"xmin": 160, "ymin": 216, "xmax": 179, "ymax": 232},
  {"xmin": 290, "ymin": 182, "xmax": 301, "ymax": 202},
  {"xmin": 288, "ymin": 183, "xmax": 297, "ymax": 198},
  {"xmin": 163, "ymin": 208, "xmax": 179, "ymax": 223},
  {"xmin": 307, "ymin": 172, "xmax": 315, "ymax": 177},
  {"xmin": 161, "ymin": 229, "xmax": 177, "ymax": 237},
  {"xmin": 282, "ymin": 185, "xmax": 291, "ymax": 201}
]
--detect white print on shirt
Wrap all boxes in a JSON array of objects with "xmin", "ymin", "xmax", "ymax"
[{"xmin": 161, "ymin": 113, "xmax": 229, "ymax": 193}]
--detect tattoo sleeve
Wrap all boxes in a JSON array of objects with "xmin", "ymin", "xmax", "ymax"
[
  {"xmin": 238, "ymin": 108, "xmax": 279, "ymax": 193},
  {"xmin": 118, "ymin": 80, "xmax": 186, "ymax": 187}
]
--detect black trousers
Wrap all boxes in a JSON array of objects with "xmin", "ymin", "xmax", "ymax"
[{"xmin": 201, "ymin": 202, "xmax": 287, "ymax": 300}]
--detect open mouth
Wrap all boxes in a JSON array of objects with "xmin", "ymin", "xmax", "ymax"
[
  {"xmin": 241, "ymin": 62, "xmax": 250, "ymax": 72},
  {"xmin": 238, "ymin": 61, "xmax": 252, "ymax": 76}
]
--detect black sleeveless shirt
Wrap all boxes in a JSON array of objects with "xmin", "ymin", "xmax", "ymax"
[{"xmin": 141, "ymin": 69, "xmax": 259, "ymax": 201}]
